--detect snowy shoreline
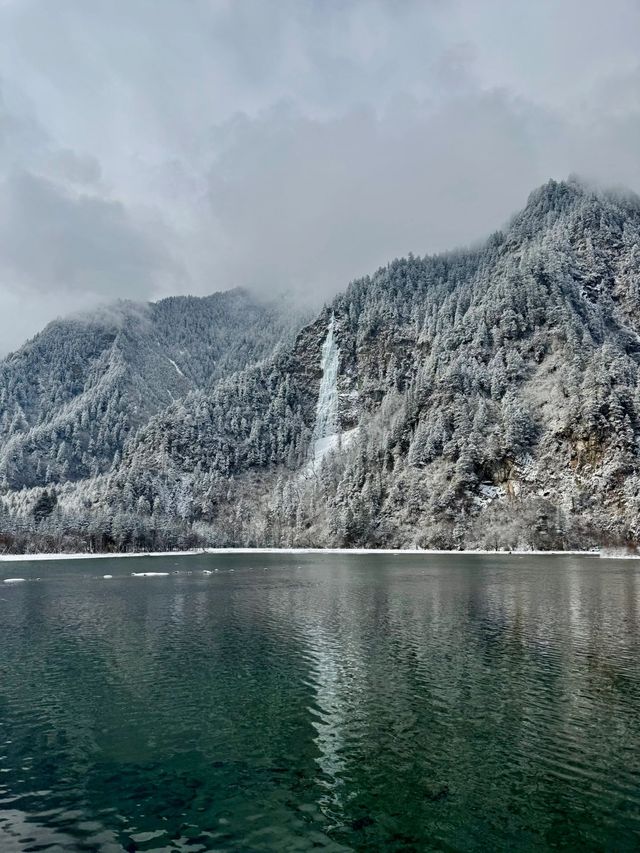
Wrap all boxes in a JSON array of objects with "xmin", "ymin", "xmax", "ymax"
[{"xmin": 0, "ymin": 546, "xmax": 628, "ymax": 563}]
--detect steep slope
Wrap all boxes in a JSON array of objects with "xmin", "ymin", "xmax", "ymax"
[
  {"xmin": 0, "ymin": 288, "xmax": 298, "ymax": 490},
  {"xmin": 4, "ymin": 178, "xmax": 640, "ymax": 552}
]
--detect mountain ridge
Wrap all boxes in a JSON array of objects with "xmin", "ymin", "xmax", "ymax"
[
  {"xmin": 2, "ymin": 178, "xmax": 640, "ymax": 553},
  {"xmin": 0, "ymin": 287, "xmax": 301, "ymax": 490}
]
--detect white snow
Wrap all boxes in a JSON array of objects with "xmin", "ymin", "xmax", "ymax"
[
  {"xmin": 314, "ymin": 434, "xmax": 339, "ymax": 458},
  {"xmin": 3, "ymin": 577, "xmax": 26, "ymax": 583},
  {"xmin": 479, "ymin": 483, "xmax": 501, "ymax": 499},
  {"xmin": 191, "ymin": 547, "xmax": 599, "ymax": 557},
  {"xmin": 0, "ymin": 549, "xmax": 206, "ymax": 562},
  {"xmin": 166, "ymin": 357, "xmax": 185, "ymax": 378},
  {"xmin": 0, "ymin": 547, "xmax": 606, "ymax": 563},
  {"xmin": 8, "ymin": 546, "xmax": 595, "ymax": 559},
  {"xmin": 131, "ymin": 571, "xmax": 170, "ymax": 577},
  {"xmin": 103, "ymin": 574, "xmax": 113, "ymax": 579},
  {"xmin": 312, "ymin": 315, "xmax": 340, "ymax": 445},
  {"xmin": 301, "ymin": 315, "xmax": 360, "ymax": 476},
  {"xmin": 302, "ymin": 426, "xmax": 359, "ymax": 478}
]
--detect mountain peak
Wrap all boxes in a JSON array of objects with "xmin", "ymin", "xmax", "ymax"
[
  {"xmin": 502, "ymin": 176, "xmax": 640, "ymax": 246},
  {"xmin": 3, "ymin": 177, "xmax": 640, "ymax": 552}
]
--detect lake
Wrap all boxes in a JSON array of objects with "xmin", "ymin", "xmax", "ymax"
[{"xmin": 1, "ymin": 552, "xmax": 639, "ymax": 851}]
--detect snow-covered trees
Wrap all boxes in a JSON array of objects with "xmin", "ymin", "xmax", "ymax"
[
  {"xmin": 0, "ymin": 289, "xmax": 302, "ymax": 491},
  {"xmin": 3, "ymin": 177, "xmax": 640, "ymax": 553}
]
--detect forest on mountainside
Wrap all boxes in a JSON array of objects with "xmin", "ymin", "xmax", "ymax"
[
  {"xmin": 2, "ymin": 179, "xmax": 640, "ymax": 553},
  {"xmin": 0, "ymin": 289, "xmax": 302, "ymax": 490}
]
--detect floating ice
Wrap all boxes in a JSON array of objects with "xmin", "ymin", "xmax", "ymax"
[{"xmin": 131, "ymin": 572, "xmax": 170, "ymax": 577}]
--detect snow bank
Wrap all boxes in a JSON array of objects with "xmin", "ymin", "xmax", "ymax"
[
  {"xmin": 202, "ymin": 547, "xmax": 599, "ymax": 557},
  {"xmin": 0, "ymin": 547, "xmax": 604, "ymax": 563},
  {"xmin": 3, "ymin": 577, "xmax": 26, "ymax": 583},
  {"xmin": 0, "ymin": 549, "xmax": 206, "ymax": 562}
]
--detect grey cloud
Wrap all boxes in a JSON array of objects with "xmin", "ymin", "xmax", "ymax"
[
  {"xmin": 45, "ymin": 149, "xmax": 101, "ymax": 186},
  {"xmin": 0, "ymin": 0, "xmax": 639, "ymax": 349},
  {"xmin": 202, "ymin": 86, "xmax": 640, "ymax": 301},
  {"xmin": 0, "ymin": 88, "xmax": 48, "ymax": 167},
  {"xmin": 0, "ymin": 169, "xmax": 177, "ymax": 296}
]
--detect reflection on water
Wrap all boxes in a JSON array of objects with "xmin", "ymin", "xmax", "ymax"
[{"xmin": 1, "ymin": 553, "xmax": 640, "ymax": 851}]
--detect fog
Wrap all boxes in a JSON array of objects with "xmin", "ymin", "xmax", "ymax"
[{"xmin": 0, "ymin": 0, "xmax": 639, "ymax": 351}]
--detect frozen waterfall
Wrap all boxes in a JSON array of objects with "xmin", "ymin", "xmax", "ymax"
[
  {"xmin": 301, "ymin": 315, "xmax": 358, "ymax": 477},
  {"xmin": 312, "ymin": 315, "xmax": 340, "ymax": 446}
]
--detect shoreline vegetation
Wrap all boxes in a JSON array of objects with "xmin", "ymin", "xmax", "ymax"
[{"xmin": 1, "ymin": 546, "xmax": 638, "ymax": 563}]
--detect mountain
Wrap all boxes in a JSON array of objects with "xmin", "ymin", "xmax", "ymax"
[
  {"xmin": 2, "ymin": 178, "xmax": 640, "ymax": 553},
  {"xmin": 0, "ymin": 288, "xmax": 299, "ymax": 491}
]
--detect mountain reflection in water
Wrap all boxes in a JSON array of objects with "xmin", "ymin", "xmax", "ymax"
[{"xmin": 0, "ymin": 552, "xmax": 639, "ymax": 851}]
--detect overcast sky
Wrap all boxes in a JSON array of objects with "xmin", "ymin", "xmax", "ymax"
[{"xmin": 0, "ymin": 0, "xmax": 639, "ymax": 352}]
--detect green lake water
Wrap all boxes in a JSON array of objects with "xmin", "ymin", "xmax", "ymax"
[{"xmin": 0, "ymin": 552, "xmax": 639, "ymax": 851}]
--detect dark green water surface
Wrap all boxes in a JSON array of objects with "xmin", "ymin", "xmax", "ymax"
[{"xmin": 1, "ymin": 552, "xmax": 639, "ymax": 851}]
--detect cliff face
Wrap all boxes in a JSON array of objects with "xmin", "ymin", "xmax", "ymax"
[
  {"xmin": 3, "ymin": 178, "xmax": 640, "ymax": 552},
  {"xmin": 283, "ymin": 310, "xmax": 363, "ymax": 433}
]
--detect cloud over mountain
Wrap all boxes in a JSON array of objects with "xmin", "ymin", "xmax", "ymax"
[{"xmin": 0, "ymin": 0, "xmax": 639, "ymax": 350}]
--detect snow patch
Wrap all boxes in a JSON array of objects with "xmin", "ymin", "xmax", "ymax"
[
  {"xmin": 302, "ymin": 427, "xmax": 359, "ymax": 478},
  {"xmin": 3, "ymin": 577, "xmax": 26, "ymax": 583},
  {"xmin": 479, "ymin": 483, "xmax": 501, "ymax": 499},
  {"xmin": 166, "ymin": 357, "xmax": 185, "ymax": 378}
]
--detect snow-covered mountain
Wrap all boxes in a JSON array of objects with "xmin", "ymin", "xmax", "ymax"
[
  {"xmin": 3, "ymin": 178, "xmax": 640, "ymax": 552},
  {"xmin": 0, "ymin": 288, "xmax": 299, "ymax": 490}
]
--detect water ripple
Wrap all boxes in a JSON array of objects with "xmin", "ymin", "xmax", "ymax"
[{"xmin": 0, "ymin": 553, "xmax": 639, "ymax": 850}]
